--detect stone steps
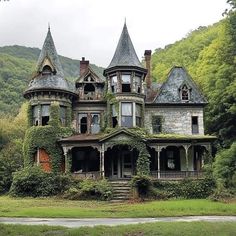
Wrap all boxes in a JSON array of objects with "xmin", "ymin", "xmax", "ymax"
[{"xmin": 109, "ymin": 180, "xmax": 131, "ymax": 201}]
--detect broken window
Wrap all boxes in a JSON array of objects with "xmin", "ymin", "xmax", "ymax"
[
  {"xmin": 112, "ymin": 105, "xmax": 118, "ymax": 128},
  {"xmin": 181, "ymin": 84, "xmax": 190, "ymax": 101},
  {"xmin": 152, "ymin": 116, "xmax": 162, "ymax": 134},
  {"xmin": 135, "ymin": 104, "xmax": 142, "ymax": 127},
  {"xmin": 91, "ymin": 113, "xmax": 100, "ymax": 134},
  {"xmin": 78, "ymin": 113, "xmax": 87, "ymax": 133},
  {"xmin": 121, "ymin": 74, "xmax": 131, "ymax": 92},
  {"xmin": 60, "ymin": 106, "xmax": 66, "ymax": 126},
  {"xmin": 192, "ymin": 116, "xmax": 199, "ymax": 134},
  {"xmin": 84, "ymin": 84, "xmax": 95, "ymax": 100},
  {"xmin": 41, "ymin": 105, "xmax": 50, "ymax": 126},
  {"xmin": 121, "ymin": 103, "xmax": 133, "ymax": 127},
  {"xmin": 33, "ymin": 105, "xmax": 39, "ymax": 126},
  {"xmin": 111, "ymin": 76, "xmax": 117, "ymax": 93},
  {"xmin": 135, "ymin": 76, "xmax": 141, "ymax": 93},
  {"xmin": 42, "ymin": 65, "xmax": 53, "ymax": 75}
]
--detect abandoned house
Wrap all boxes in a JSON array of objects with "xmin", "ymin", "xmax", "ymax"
[{"xmin": 23, "ymin": 23, "xmax": 216, "ymax": 180}]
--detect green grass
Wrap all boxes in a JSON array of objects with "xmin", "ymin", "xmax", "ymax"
[
  {"xmin": 1, "ymin": 222, "xmax": 236, "ymax": 236},
  {"xmin": 0, "ymin": 196, "xmax": 235, "ymax": 218}
]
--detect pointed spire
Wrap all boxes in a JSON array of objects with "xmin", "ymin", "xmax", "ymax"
[
  {"xmin": 36, "ymin": 26, "xmax": 64, "ymax": 77},
  {"xmin": 107, "ymin": 22, "xmax": 143, "ymax": 69}
]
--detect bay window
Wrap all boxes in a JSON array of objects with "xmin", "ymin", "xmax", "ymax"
[
  {"xmin": 121, "ymin": 74, "xmax": 131, "ymax": 92},
  {"xmin": 41, "ymin": 105, "xmax": 50, "ymax": 126},
  {"xmin": 111, "ymin": 76, "xmax": 118, "ymax": 93}
]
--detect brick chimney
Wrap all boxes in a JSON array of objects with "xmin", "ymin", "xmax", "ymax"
[
  {"xmin": 144, "ymin": 50, "xmax": 152, "ymax": 89},
  {"xmin": 80, "ymin": 57, "xmax": 89, "ymax": 76}
]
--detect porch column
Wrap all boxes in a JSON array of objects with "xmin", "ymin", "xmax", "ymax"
[
  {"xmin": 100, "ymin": 144, "xmax": 105, "ymax": 178},
  {"xmin": 183, "ymin": 144, "xmax": 191, "ymax": 176},
  {"xmin": 157, "ymin": 146, "xmax": 161, "ymax": 179},
  {"xmin": 62, "ymin": 146, "xmax": 69, "ymax": 173}
]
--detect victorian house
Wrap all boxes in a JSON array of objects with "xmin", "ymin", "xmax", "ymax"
[{"xmin": 23, "ymin": 23, "xmax": 216, "ymax": 180}]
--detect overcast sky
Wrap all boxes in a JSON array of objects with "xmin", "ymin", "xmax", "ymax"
[{"xmin": 0, "ymin": 0, "xmax": 229, "ymax": 67}]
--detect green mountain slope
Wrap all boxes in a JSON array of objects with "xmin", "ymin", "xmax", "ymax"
[
  {"xmin": 0, "ymin": 45, "xmax": 103, "ymax": 115},
  {"xmin": 151, "ymin": 19, "xmax": 236, "ymax": 147}
]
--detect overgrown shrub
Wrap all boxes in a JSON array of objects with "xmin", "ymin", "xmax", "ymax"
[
  {"xmin": 63, "ymin": 179, "xmax": 113, "ymax": 201},
  {"xmin": 10, "ymin": 166, "xmax": 72, "ymax": 197},
  {"xmin": 131, "ymin": 175, "xmax": 152, "ymax": 198},
  {"xmin": 151, "ymin": 177, "xmax": 215, "ymax": 199}
]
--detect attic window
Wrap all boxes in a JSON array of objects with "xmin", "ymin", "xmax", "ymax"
[
  {"xmin": 84, "ymin": 84, "xmax": 95, "ymax": 100},
  {"xmin": 42, "ymin": 65, "xmax": 53, "ymax": 75},
  {"xmin": 181, "ymin": 84, "xmax": 190, "ymax": 101}
]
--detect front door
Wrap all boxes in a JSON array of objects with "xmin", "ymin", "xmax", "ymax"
[{"xmin": 121, "ymin": 151, "xmax": 132, "ymax": 178}]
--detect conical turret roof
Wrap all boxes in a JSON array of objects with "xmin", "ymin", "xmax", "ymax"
[
  {"xmin": 107, "ymin": 23, "xmax": 143, "ymax": 69},
  {"xmin": 36, "ymin": 27, "xmax": 64, "ymax": 77}
]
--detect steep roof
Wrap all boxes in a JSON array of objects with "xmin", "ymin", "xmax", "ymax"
[
  {"xmin": 106, "ymin": 23, "xmax": 143, "ymax": 69},
  {"xmin": 24, "ymin": 27, "xmax": 76, "ymax": 96},
  {"xmin": 154, "ymin": 66, "xmax": 207, "ymax": 104},
  {"xmin": 36, "ymin": 27, "xmax": 64, "ymax": 77}
]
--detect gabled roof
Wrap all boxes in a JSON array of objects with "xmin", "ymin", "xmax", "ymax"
[
  {"xmin": 36, "ymin": 27, "xmax": 64, "ymax": 77},
  {"xmin": 154, "ymin": 66, "xmax": 207, "ymax": 104},
  {"xmin": 76, "ymin": 65, "xmax": 105, "ymax": 84},
  {"xmin": 106, "ymin": 23, "xmax": 143, "ymax": 70},
  {"xmin": 99, "ymin": 128, "xmax": 146, "ymax": 143}
]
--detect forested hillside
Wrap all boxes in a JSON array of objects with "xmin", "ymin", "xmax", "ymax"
[
  {"xmin": 0, "ymin": 46, "xmax": 103, "ymax": 115},
  {"xmin": 151, "ymin": 19, "xmax": 236, "ymax": 148}
]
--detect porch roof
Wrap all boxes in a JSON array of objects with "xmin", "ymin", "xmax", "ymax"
[{"xmin": 59, "ymin": 134, "xmax": 100, "ymax": 143}]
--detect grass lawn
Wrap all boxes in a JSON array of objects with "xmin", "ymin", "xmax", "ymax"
[
  {"xmin": 0, "ymin": 196, "xmax": 235, "ymax": 218},
  {"xmin": 1, "ymin": 222, "xmax": 236, "ymax": 236}
]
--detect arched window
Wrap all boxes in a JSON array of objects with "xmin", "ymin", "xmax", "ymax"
[
  {"xmin": 181, "ymin": 84, "xmax": 190, "ymax": 101},
  {"xmin": 42, "ymin": 65, "xmax": 53, "ymax": 75}
]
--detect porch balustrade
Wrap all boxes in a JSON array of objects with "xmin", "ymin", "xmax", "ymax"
[
  {"xmin": 72, "ymin": 171, "xmax": 101, "ymax": 179},
  {"xmin": 150, "ymin": 170, "xmax": 203, "ymax": 179}
]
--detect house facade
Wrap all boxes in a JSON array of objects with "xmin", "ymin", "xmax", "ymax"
[{"xmin": 23, "ymin": 24, "xmax": 216, "ymax": 180}]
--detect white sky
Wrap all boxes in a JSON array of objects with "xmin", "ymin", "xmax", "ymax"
[{"xmin": 0, "ymin": 0, "xmax": 229, "ymax": 67}]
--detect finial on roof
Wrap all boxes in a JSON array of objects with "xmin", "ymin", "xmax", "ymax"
[
  {"xmin": 124, "ymin": 17, "xmax": 126, "ymax": 25},
  {"xmin": 48, "ymin": 22, "xmax": 50, "ymax": 31}
]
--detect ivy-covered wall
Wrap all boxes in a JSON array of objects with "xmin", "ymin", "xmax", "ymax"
[{"xmin": 23, "ymin": 102, "xmax": 73, "ymax": 172}]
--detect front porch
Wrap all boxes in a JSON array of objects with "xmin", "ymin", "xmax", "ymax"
[{"xmin": 59, "ymin": 129, "xmax": 215, "ymax": 180}]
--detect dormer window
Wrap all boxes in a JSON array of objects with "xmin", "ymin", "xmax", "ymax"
[
  {"xmin": 181, "ymin": 84, "xmax": 190, "ymax": 101},
  {"xmin": 84, "ymin": 84, "xmax": 95, "ymax": 100},
  {"xmin": 121, "ymin": 74, "xmax": 131, "ymax": 92},
  {"xmin": 42, "ymin": 65, "xmax": 53, "ymax": 75}
]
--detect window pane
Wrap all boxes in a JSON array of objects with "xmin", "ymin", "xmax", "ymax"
[
  {"xmin": 121, "ymin": 103, "xmax": 132, "ymax": 116},
  {"xmin": 111, "ymin": 76, "xmax": 117, "ymax": 84},
  {"xmin": 122, "ymin": 74, "xmax": 130, "ymax": 83},
  {"xmin": 135, "ymin": 104, "xmax": 142, "ymax": 116},
  {"xmin": 135, "ymin": 76, "xmax": 141, "ymax": 85},
  {"xmin": 112, "ymin": 105, "xmax": 117, "ymax": 117},
  {"xmin": 33, "ymin": 106, "xmax": 39, "ymax": 118},
  {"xmin": 60, "ymin": 106, "xmax": 66, "ymax": 119},
  {"xmin": 121, "ymin": 116, "xmax": 133, "ymax": 127},
  {"xmin": 42, "ymin": 105, "xmax": 50, "ymax": 116},
  {"xmin": 152, "ymin": 116, "xmax": 162, "ymax": 133},
  {"xmin": 91, "ymin": 114, "xmax": 100, "ymax": 134}
]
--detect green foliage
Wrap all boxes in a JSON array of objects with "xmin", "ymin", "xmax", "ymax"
[
  {"xmin": 63, "ymin": 179, "xmax": 113, "ymax": 201},
  {"xmin": 152, "ymin": 178, "xmax": 215, "ymax": 199},
  {"xmin": 23, "ymin": 125, "xmax": 72, "ymax": 171},
  {"xmin": 131, "ymin": 175, "xmax": 152, "ymax": 197},
  {"xmin": 10, "ymin": 166, "xmax": 71, "ymax": 197},
  {"xmin": 48, "ymin": 102, "xmax": 60, "ymax": 127},
  {"xmin": 0, "ymin": 104, "xmax": 28, "ymax": 193},
  {"xmin": 213, "ymin": 142, "xmax": 236, "ymax": 189}
]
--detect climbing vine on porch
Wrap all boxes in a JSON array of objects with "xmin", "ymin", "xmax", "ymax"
[{"xmin": 107, "ymin": 137, "xmax": 150, "ymax": 175}]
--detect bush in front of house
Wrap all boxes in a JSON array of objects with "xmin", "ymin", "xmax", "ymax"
[
  {"xmin": 10, "ymin": 166, "xmax": 72, "ymax": 197},
  {"xmin": 63, "ymin": 179, "xmax": 113, "ymax": 201},
  {"xmin": 131, "ymin": 175, "xmax": 152, "ymax": 199}
]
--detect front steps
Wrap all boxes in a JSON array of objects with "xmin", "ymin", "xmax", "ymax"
[{"xmin": 109, "ymin": 180, "xmax": 131, "ymax": 202}]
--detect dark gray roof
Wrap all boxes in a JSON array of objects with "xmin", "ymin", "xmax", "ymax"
[
  {"xmin": 154, "ymin": 66, "xmax": 207, "ymax": 104},
  {"xmin": 106, "ymin": 23, "xmax": 143, "ymax": 69},
  {"xmin": 36, "ymin": 27, "xmax": 64, "ymax": 77},
  {"xmin": 25, "ymin": 75, "xmax": 75, "ymax": 93}
]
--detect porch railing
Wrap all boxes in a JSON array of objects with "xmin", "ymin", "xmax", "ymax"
[
  {"xmin": 72, "ymin": 171, "xmax": 101, "ymax": 180},
  {"xmin": 150, "ymin": 171, "xmax": 204, "ymax": 179}
]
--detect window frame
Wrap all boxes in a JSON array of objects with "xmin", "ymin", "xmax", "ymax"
[{"xmin": 121, "ymin": 102, "xmax": 133, "ymax": 127}]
